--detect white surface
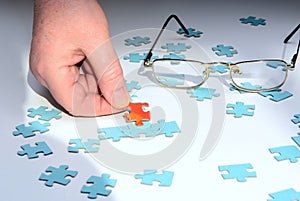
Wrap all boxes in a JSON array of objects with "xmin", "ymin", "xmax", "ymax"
[{"xmin": 1, "ymin": 0, "xmax": 300, "ymax": 201}]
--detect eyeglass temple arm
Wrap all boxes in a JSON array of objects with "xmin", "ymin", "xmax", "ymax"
[
  {"xmin": 284, "ymin": 24, "xmax": 300, "ymax": 68},
  {"xmin": 144, "ymin": 14, "xmax": 189, "ymax": 66}
]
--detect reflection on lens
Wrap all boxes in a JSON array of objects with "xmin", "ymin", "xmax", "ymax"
[
  {"xmin": 230, "ymin": 60, "xmax": 288, "ymax": 91},
  {"xmin": 153, "ymin": 59, "xmax": 208, "ymax": 88}
]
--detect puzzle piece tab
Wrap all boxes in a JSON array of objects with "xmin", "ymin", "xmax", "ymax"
[
  {"xmin": 13, "ymin": 121, "xmax": 50, "ymax": 138},
  {"xmin": 17, "ymin": 141, "xmax": 53, "ymax": 159},
  {"xmin": 269, "ymin": 145, "xmax": 300, "ymax": 163},
  {"xmin": 39, "ymin": 165, "xmax": 78, "ymax": 187},
  {"xmin": 135, "ymin": 170, "xmax": 174, "ymax": 186},
  {"xmin": 268, "ymin": 188, "xmax": 300, "ymax": 201},
  {"xmin": 27, "ymin": 106, "xmax": 62, "ymax": 121},
  {"xmin": 125, "ymin": 36, "xmax": 151, "ymax": 47},
  {"xmin": 161, "ymin": 43, "xmax": 191, "ymax": 54},
  {"xmin": 240, "ymin": 16, "xmax": 266, "ymax": 26},
  {"xmin": 259, "ymin": 89, "xmax": 293, "ymax": 102},
  {"xmin": 187, "ymin": 87, "xmax": 220, "ymax": 101},
  {"xmin": 226, "ymin": 101, "xmax": 255, "ymax": 118},
  {"xmin": 177, "ymin": 27, "xmax": 203, "ymax": 38},
  {"xmin": 81, "ymin": 174, "xmax": 117, "ymax": 198},
  {"xmin": 125, "ymin": 102, "xmax": 150, "ymax": 126},
  {"xmin": 212, "ymin": 44, "xmax": 238, "ymax": 57},
  {"xmin": 218, "ymin": 163, "xmax": 257, "ymax": 182},
  {"xmin": 68, "ymin": 138, "xmax": 100, "ymax": 153}
]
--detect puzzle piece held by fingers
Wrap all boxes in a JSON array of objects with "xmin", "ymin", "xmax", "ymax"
[{"xmin": 125, "ymin": 102, "xmax": 150, "ymax": 126}]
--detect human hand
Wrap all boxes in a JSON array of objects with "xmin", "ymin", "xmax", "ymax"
[{"xmin": 29, "ymin": 0, "xmax": 130, "ymax": 116}]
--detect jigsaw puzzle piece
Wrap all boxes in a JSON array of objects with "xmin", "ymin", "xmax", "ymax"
[
  {"xmin": 13, "ymin": 121, "xmax": 50, "ymax": 138},
  {"xmin": 27, "ymin": 106, "xmax": 62, "ymax": 121},
  {"xmin": 218, "ymin": 163, "xmax": 257, "ymax": 182},
  {"xmin": 259, "ymin": 89, "xmax": 293, "ymax": 102},
  {"xmin": 229, "ymin": 82, "xmax": 262, "ymax": 93},
  {"xmin": 161, "ymin": 43, "xmax": 191, "ymax": 54},
  {"xmin": 157, "ymin": 74, "xmax": 185, "ymax": 87},
  {"xmin": 39, "ymin": 165, "xmax": 78, "ymax": 187},
  {"xmin": 209, "ymin": 65, "xmax": 229, "ymax": 74},
  {"xmin": 98, "ymin": 125, "xmax": 134, "ymax": 142},
  {"xmin": 268, "ymin": 188, "xmax": 300, "ymax": 201},
  {"xmin": 126, "ymin": 80, "xmax": 142, "ymax": 92},
  {"xmin": 163, "ymin": 53, "xmax": 185, "ymax": 65},
  {"xmin": 177, "ymin": 27, "xmax": 203, "ymax": 38},
  {"xmin": 134, "ymin": 170, "xmax": 174, "ymax": 186},
  {"xmin": 18, "ymin": 141, "xmax": 53, "ymax": 159},
  {"xmin": 292, "ymin": 114, "xmax": 300, "ymax": 124},
  {"xmin": 68, "ymin": 138, "xmax": 100, "ymax": 153},
  {"xmin": 125, "ymin": 102, "xmax": 150, "ymax": 126},
  {"xmin": 125, "ymin": 36, "xmax": 151, "ymax": 47},
  {"xmin": 187, "ymin": 87, "xmax": 220, "ymax": 101},
  {"xmin": 240, "ymin": 16, "xmax": 266, "ymax": 26},
  {"xmin": 154, "ymin": 120, "xmax": 180, "ymax": 137},
  {"xmin": 226, "ymin": 101, "xmax": 255, "ymax": 118},
  {"xmin": 81, "ymin": 174, "xmax": 117, "ymax": 198},
  {"xmin": 212, "ymin": 44, "xmax": 238, "ymax": 57},
  {"xmin": 266, "ymin": 61, "xmax": 287, "ymax": 71},
  {"xmin": 269, "ymin": 145, "xmax": 300, "ymax": 163}
]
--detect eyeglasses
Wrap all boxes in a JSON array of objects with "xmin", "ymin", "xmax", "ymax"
[{"xmin": 144, "ymin": 15, "xmax": 300, "ymax": 92}]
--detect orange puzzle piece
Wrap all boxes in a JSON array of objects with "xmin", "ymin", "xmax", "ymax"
[{"xmin": 125, "ymin": 102, "xmax": 150, "ymax": 126}]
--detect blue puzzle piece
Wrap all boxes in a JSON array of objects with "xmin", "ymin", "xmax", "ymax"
[
  {"xmin": 39, "ymin": 165, "xmax": 78, "ymax": 187},
  {"xmin": 68, "ymin": 139, "xmax": 100, "ymax": 153},
  {"xmin": 155, "ymin": 120, "xmax": 180, "ymax": 137},
  {"xmin": 291, "ymin": 114, "xmax": 300, "ymax": 125},
  {"xmin": 125, "ymin": 36, "xmax": 151, "ymax": 47},
  {"xmin": 292, "ymin": 135, "xmax": 300, "ymax": 147},
  {"xmin": 13, "ymin": 121, "xmax": 50, "ymax": 138},
  {"xmin": 218, "ymin": 163, "xmax": 256, "ymax": 182},
  {"xmin": 226, "ymin": 101, "xmax": 255, "ymax": 118},
  {"xmin": 17, "ymin": 141, "xmax": 53, "ymax": 159},
  {"xmin": 123, "ymin": 121, "xmax": 162, "ymax": 137},
  {"xmin": 123, "ymin": 53, "xmax": 158, "ymax": 63},
  {"xmin": 98, "ymin": 126, "xmax": 134, "ymax": 142},
  {"xmin": 266, "ymin": 61, "xmax": 287, "ymax": 71},
  {"xmin": 135, "ymin": 170, "xmax": 174, "ymax": 186},
  {"xmin": 269, "ymin": 145, "xmax": 300, "ymax": 163},
  {"xmin": 187, "ymin": 87, "xmax": 220, "ymax": 101},
  {"xmin": 230, "ymin": 82, "xmax": 262, "ymax": 93},
  {"xmin": 126, "ymin": 80, "xmax": 142, "ymax": 92},
  {"xmin": 209, "ymin": 65, "xmax": 229, "ymax": 73},
  {"xmin": 157, "ymin": 74, "xmax": 185, "ymax": 87},
  {"xmin": 212, "ymin": 44, "xmax": 238, "ymax": 57},
  {"xmin": 259, "ymin": 89, "xmax": 293, "ymax": 102},
  {"xmin": 81, "ymin": 174, "xmax": 117, "ymax": 198},
  {"xmin": 163, "ymin": 53, "xmax": 185, "ymax": 65},
  {"xmin": 240, "ymin": 16, "xmax": 266, "ymax": 26},
  {"xmin": 268, "ymin": 188, "xmax": 300, "ymax": 201},
  {"xmin": 27, "ymin": 106, "xmax": 62, "ymax": 121},
  {"xmin": 161, "ymin": 43, "xmax": 191, "ymax": 54},
  {"xmin": 177, "ymin": 27, "xmax": 203, "ymax": 38}
]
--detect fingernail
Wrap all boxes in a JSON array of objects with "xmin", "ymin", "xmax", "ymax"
[{"xmin": 112, "ymin": 85, "xmax": 130, "ymax": 109}]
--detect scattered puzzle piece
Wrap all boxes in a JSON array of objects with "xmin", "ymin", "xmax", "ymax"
[
  {"xmin": 291, "ymin": 135, "xmax": 300, "ymax": 147},
  {"xmin": 218, "ymin": 163, "xmax": 257, "ymax": 182},
  {"xmin": 81, "ymin": 174, "xmax": 117, "ymax": 198},
  {"xmin": 154, "ymin": 120, "xmax": 180, "ymax": 137},
  {"xmin": 269, "ymin": 145, "xmax": 300, "ymax": 163},
  {"xmin": 163, "ymin": 53, "xmax": 185, "ymax": 65},
  {"xmin": 126, "ymin": 80, "xmax": 142, "ymax": 92},
  {"xmin": 259, "ymin": 89, "xmax": 293, "ymax": 102},
  {"xmin": 291, "ymin": 114, "xmax": 300, "ymax": 125},
  {"xmin": 125, "ymin": 36, "xmax": 151, "ymax": 47},
  {"xmin": 187, "ymin": 87, "xmax": 220, "ymax": 101},
  {"xmin": 125, "ymin": 102, "xmax": 150, "ymax": 126},
  {"xmin": 212, "ymin": 44, "xmax": 238, "ymax": 57},
  {"xmin": 68, "ymin": 139, "xmax": 100, "ymax": 153},
  {"xmin": 13, "ymin": 121, "xmax": 50, "ymax": 138},
  {"xmin": 17, "ymin": 141, "xmax": 53, "ymax": 159},
  {"xmin": 135, "ymin": 170, "xmax": 174, "ymax": 186},
  {"xmin": 226, "ymin": 101, "xmax": 255, "ymax": 118},
  {"xmin": 209, "ymin": 65, "xmax": 229, "ymax": 74},
  {"xmin": 161, "ymin": 43, "xmax": 191, "ymax": 54},
  {"xmin": 98, "ymin": 125, "xmax": 134, "ymax": 142},
  {"xmin": 230, "ymin": 82, "xmax": 262, "ymax": 93},
  {"xmin": 177, "ymin": 27, "xmax": 203, "ymax": 38},
  {"xmin": 240, "ymin": 16, "xmax": 266, "ymax": 26},
  {"xmin": 266, "ymin": 61, "xmax": 287, "ymax": 71},
  {"xmin": 39, "ymin": 165, "xmax": 78, "ymax": 187},
  {"xmin": 27, "ymin": 106, "xmax": 62, "ymax": 121},
  {"xmin": 123, "ymin": 53, "xmax": 158, "ymax": 63},
  {"xmin": 157, "ymin": 74, "xmax": 185, "ymax": 87},
  {"xmin": 268, "ymin": 188, "xmax": 300, "ymax": 201}
]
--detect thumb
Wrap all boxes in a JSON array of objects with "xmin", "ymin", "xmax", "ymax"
[{"xmin": 84, "ymin": 39, "xmax": 130, "ymax": 109}]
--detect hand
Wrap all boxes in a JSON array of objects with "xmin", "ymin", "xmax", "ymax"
[{"xmin": 29, "ymin": 0, "xmax": 130, "ymax": 116}]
